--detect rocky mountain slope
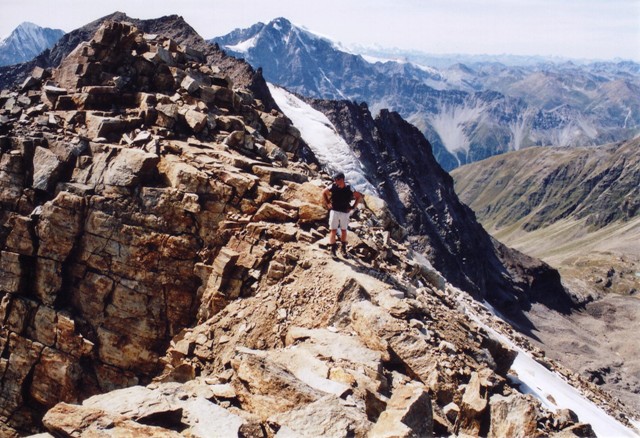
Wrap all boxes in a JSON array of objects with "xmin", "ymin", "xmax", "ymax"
[
  {"xmin": 0, "ymin": 14, "xmax": 637, "ymax": 438},
  {"xmin": 0, "ymin": 23, "xmax": 64, "ymax": 67},
  {"xmin": 284, "ymin": 96, "xmax": 573, "ymax": 315},
  {"xmin": 451, "ymin": 142, "xmax": 640, "ymax": 411},
  {"xmin": 211, "ymin": 17, "xmax": 640, "ymax": 171}
]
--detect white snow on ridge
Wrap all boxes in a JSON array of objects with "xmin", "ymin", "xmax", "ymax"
[
  {"xmin": 225, "ymin": 35, "xmax": 258, "ymax": 54},
  {"xmin": 510, "ymin": 353, "xmax": 638, "ymax": 438},
  {"xmin": 267, "ymin": 83, "xmax": 377, "ymax": 195},
  {"xmin": 461, "ymin": 299, "xmax": 639, "ymax": 438}
]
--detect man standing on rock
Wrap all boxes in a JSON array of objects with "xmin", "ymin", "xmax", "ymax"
[{"xmin": 322, "ymin": 172, "xmax": 362, "ymax": 257}]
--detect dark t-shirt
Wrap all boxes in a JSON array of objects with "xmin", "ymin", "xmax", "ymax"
[{"xmin": 330, "ymin": 183, "xmax": 354, "ymax": 212}]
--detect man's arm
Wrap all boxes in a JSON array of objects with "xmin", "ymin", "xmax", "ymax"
[
  {"xmin": 322, "ymin": 187, "xmax": 332, "ymax": 210},
  {"xmin": 352, "ymin": 191, "xmax": 362, "ymax": 209}
]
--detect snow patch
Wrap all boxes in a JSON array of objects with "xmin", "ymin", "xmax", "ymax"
[
  {"xmin": 461, "ymin": 299, "xmax": 639, "ymax": 438},
  {"xmin": 225, "ymin": 35, "xmax": 258, "ymax": 54},
  {"xmin": 414, "ymin": 63, "xmax": 441, "ymax": 76},
  {"xmin": 360, "ymin": 54, "xmax": 393, "ymax": 64},
  {"xmin": 267, "ymin": 84, "xmax": 377, "ymax": 195},
  {"xmin": 509, "ymin": 353, "xmax": 638, "ymax": 437}
]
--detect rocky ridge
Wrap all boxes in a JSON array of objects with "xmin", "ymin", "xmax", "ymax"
[
  {"xmin": 0, "ymin": 19, "xmax": 305, "ymax": 435},
  {"xmin": 0, "ymin": 12, "xmax": 279, "ymax": 114},
  {"xmin": 0, "ymin": 17, "xmax": 636, "ymax": 438}
]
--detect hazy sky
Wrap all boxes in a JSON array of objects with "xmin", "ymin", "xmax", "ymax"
[{"xmin": 1, "ymin": 0, "xmax": 639, "ymax": 61}]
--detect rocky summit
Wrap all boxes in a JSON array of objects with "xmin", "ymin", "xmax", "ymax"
[{"xmin": 0, "ymin": 16, "xmax": 637, "ymax": 438}]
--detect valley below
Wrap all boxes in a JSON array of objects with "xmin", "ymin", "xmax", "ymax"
[{"xmin": 452, "ymin": 142, "xmax": 640, "ymax": 413}]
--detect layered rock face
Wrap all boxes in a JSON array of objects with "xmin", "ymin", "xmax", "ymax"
[
  {"xmin": 0, "ymin": 17, "xmax": 636, "ymax": 438},
  {"xmin": 0, "ymin": 20, "xmax": 304, "ymax": 435}
]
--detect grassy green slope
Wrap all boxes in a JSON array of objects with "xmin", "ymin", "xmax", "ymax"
[{"xmin": 451, "ymin": 139, "xmax": 640, "ymax": 296}]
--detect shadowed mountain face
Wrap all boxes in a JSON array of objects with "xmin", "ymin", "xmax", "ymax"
[
  {"xmin": 451, "ymin": 141, "xmax": 640, "ymax": 413},
  {"xmin": 211, "ymin": 17, "xmax": 640, "ymax": 171},
  {"xmin": 305, "ymin": 99, "xmax": 573, "ymax": 315}
]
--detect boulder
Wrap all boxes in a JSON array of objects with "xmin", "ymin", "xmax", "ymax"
[
  {"xmin": 32, "ymin": 146, "xmax": 63, "ymax": 192},
  {"xmin": 368, "ymin": 382, "xmax": 433, "ymax": 438},
  {"xmin": 43, "ymin": 403, "xmax": 182, "ymax": 438},
  {"xmin": 103, "ymin": 148, "xmax": 159, "ymax": 187},
  {"xmin": 408, "ymin": 254, "xmax": 446, "ymax": 291},
  {"xmin": 350, "ymin": 301, "xmax": 440, "ymax": 385},
  {"xmin": 231, "ymin": 352, "xmax": 323, "ymax": 419},
  {"xmin": 36, "ymin": 191, "xmax": 85, "ymax": 261},
  {"xmin": 253, "ymin": 203, "xmax": 297, "ymax": 223},
  {"xmin": 298, "ymin": 202, "xmax": 327, "ymax": 224},
  {"xmin": 85, "ymin": 113, "xmax": 136, "ymax": 140},
  {"xmin": 455, "ymin": 371, "xmax": 489, "ymax": 436},
  {"xmin": 200, "ymin": 85, "xmax": 237, "ymax": 110},
  {"xmin": 252, "ymin": 164, "xmax": 309, "ymax": 185},
  {"xmin": 269, "ymin": 395, "xmax": 372, "ymax": 438},
  {"xmin": 184, "ymin": 108, "xmax": 208, "ymax": 133},
  {"xmin": 158, "ymin": 155, "xmax": 210, "ymax": 193},
  {"xmin": 156, "ymin": 103, "xmax": 179, "ymax": 128},
  {"xmin": 488, "ymin": 393, "xmax": 539, "ymax": 438}
]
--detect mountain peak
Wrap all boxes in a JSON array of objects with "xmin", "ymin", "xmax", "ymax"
[
  {"xmin": 270, "ymin": 16, "xmax": 294, "ymax": 29},
  {"xmin": 0, "ymin": 21, "xmax": 65, "ymax": 66},
  {"xmin": 15, "ymin": 21, "xmax": 41, "ymax": 31}
]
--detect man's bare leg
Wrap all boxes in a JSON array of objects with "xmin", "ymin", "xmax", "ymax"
[{"xmin": 329, "ymin": 229, "xmax": 338, "ymax": 256}]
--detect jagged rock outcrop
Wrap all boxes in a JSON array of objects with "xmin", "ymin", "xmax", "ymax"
[
  {"xmin": 0, "ymin": 16, "xmax": 636, "ymax": 438},
  {"xmin": 0, "ymin": 12, "xmax": 279, "ymax": 114},
  {"xmin": 0, "ymin": 19, "xmax": 303, "ymax": 436}
]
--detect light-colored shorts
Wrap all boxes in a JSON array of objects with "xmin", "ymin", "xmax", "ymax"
[{"xmin": 329, "ymin": 210, "xmax": 350, "ymax": 231}]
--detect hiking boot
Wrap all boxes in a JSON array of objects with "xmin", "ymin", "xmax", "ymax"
[
  {"xmin": 340, "ymin": 243, "xmax": 348, "ymax": 257},
  {"xmin": 331, "ymin": 243, "xmax": 338, "ymax": 257}
]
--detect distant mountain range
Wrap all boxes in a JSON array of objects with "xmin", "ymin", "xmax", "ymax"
[
  {"xmin": 0, "ymin": 22, "xmax": 64, "ymax": 67},
  {"xmin": 211, "ymin": 18, "xmax": 640, "ymax": 170},
  {"xmin": 348, "ymin": 46, "xmax": 635, "ymax": 68}
]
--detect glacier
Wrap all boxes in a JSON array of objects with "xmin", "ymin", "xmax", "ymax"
[{"xmin": 268, "ymin": 83, "xmax": 377, "ymax": 195}]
